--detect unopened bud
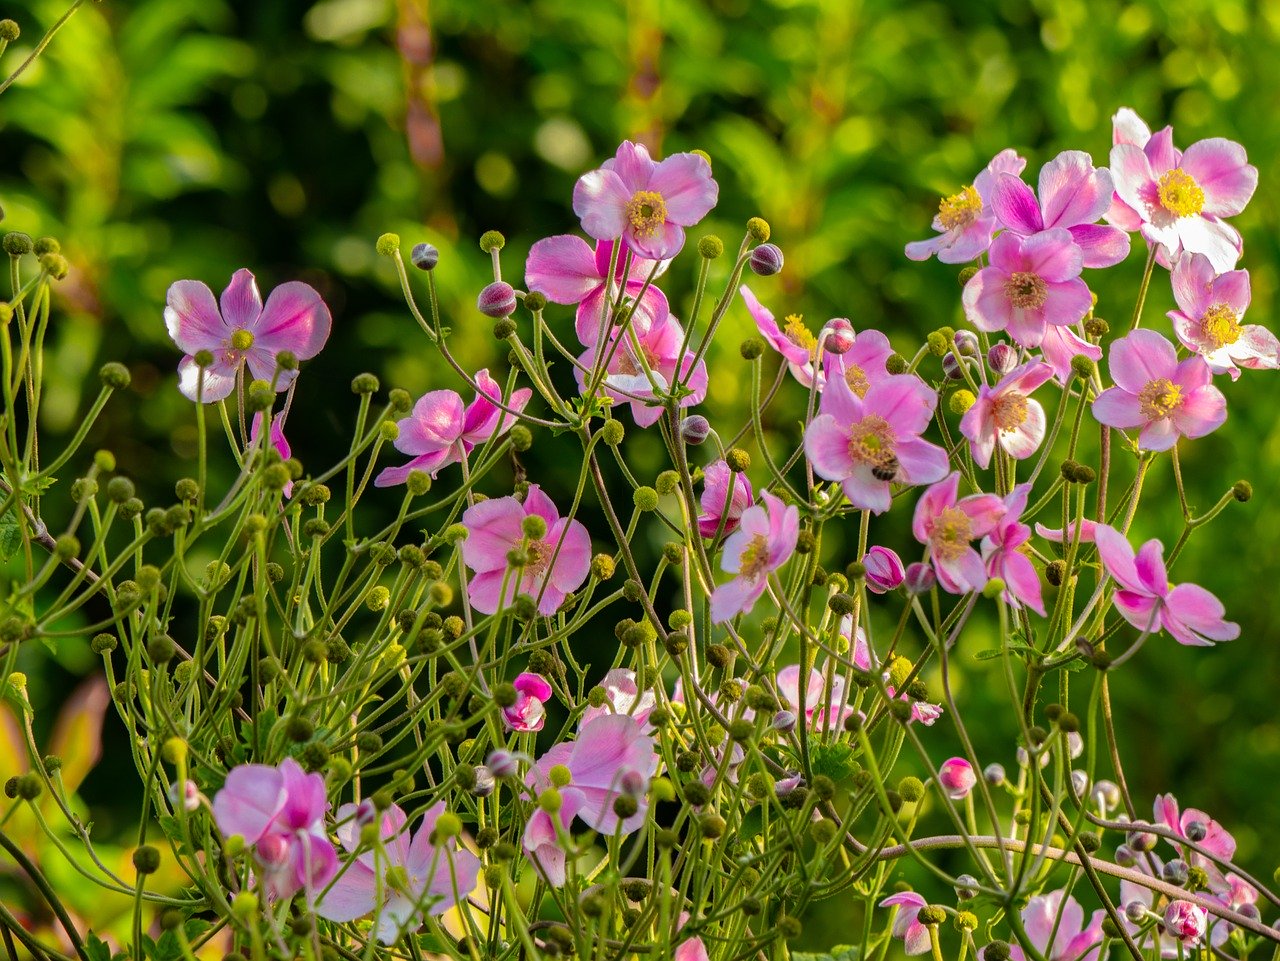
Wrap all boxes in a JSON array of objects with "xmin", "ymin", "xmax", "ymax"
[
  {"xmin": 680, "ymin": 414, "xmax": 711, "ymax": 446},
  {"xmin": 748, "ymin": 243, "xmax": 784, "ymax": 276},
  {"xmin": 478, "ymin": 281, "xmax": 517, "ymax": 319},
  {"xmin": 905, "ymin": 562, "xmax": 936, "ymax": 594},
  {"xmin": 823, "ymin": 317, "xmax": 855, "ymax": 354}
]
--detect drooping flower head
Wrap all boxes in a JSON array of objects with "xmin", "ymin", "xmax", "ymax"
[
  {"xmin": 1168, "ymin": 253, "xmax": 1278, "ymax": 379},
  {"xmin": 503, "ymin": 673, "xmax": 554, "ymax": 732},
  {"xmin": 1007, "ymin": 890, "xmax": 1105, "ymax": 961},
  {"xmin": 905, "ymin": 148, "xmax": 1026, "ymax": 264},
  {"xmin": 709, "ymin": 492, "xmax": 799, "ymax": 623},
  {"xmin": 250, "ymin": 412, "xmax": 293, "ymax": 497},
  {"xmin": 959, "ymin": 361, "xmax": 1053, "ymax": 468},
  {"xmin": 1153, "ymin": 792, "xmax": 1237, "ymax": 895},
  {"xmin": 938, "ymin": 758, "xmax": 976, "ymax": 800},
  {"xmin": 912, "ymin": 473, "xmax": 1006, "ymax": 595},
  {"xmin": 460, "ymin": 485, "xmax": 591, "ymax": 617},
  {"xmin": 863, "ymin": 545, "xmax": 905, "ymax": 594},
  {"xmin": 739, "ymin": 285, "xmax": 822, "ymax": 387},
  {"xmin": 879, "ymin": 891, "xmax": 930, "ymax": 955},
  {"xmin": 573, "ymin": 141, "xmax": 718, "ymax": 260},
  {"xmin": 697, "ymin": 460, "xmax": 754, "ymax": 539},
  {"xmin": 982, "ymin": 484, "xmax": 1046, "ymax": 615},
  {"xmin": 1091, "ymin": 330, "xmax": 1226, "ymax": 452},
  {"xmin": 165, "ymin": 269, "xmax": 331, "ymax": 403}
]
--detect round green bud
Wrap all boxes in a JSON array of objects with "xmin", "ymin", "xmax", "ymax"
[
  {"xmin": 739, "ymin": 337, "xmax": 766, "ymax": 361},
  {"xmin": 53, "ymin": 534, "xmax": 79, "ymax": 560},
  {"xmin": 926, "ymin": 332, "xmax": 948, "ymax": 356},
  {"xmin": 1083, "ymin": 316, "xmax": 1110, "ymax": 338},
  {"xmin": 958, "ymin": 266, "xmax": 980, "ymax": 285},
  {"xmin": 379, "ymin": 420, "xmax": 400, "ymax": 442},
  {"xmin": 245, "ymin": 380, "xmax": 274, "ymax": 413},
  {"xmin": 726, "ymin": 448, "xmax": 751, "ymax": 473},
  {"xmin": 746, "ymin": 217, "xmax": 771, "ymax": 243},
  {"xmin": 523, "ymin": 291, "xmax": 547, "ymax": 312},
  {"xmin": 432, "ymin": 812, "xmax": 462, "ymax": 840},
  {"xmin": 621, "ymin": 578, "xmax": 643, "ymax": 602},
  {"xmin": 727, "ymin": 719, "xmax": 754, "ymax": 742},
  {"xmin": 91, "ymin": 633, "xmax": 117, "ymax": 654},
  {"xmin": 812, "ymin": 774, "xmax": 836, "ymax": 801},
  {"xmin": 633, "ymin": 486, "xmax": 659, "ymax": 512},
  {"xmin": 93, "ymin": 450, "xmax": 116, "ymax": 472},
  {"xmin": 388, "ymin": 388, "xmax": 413, "ymax": 414},
  {"xmin": 655, "ymin": 469, "xmax": 680, "ymax": 496},
  {"xmin": 300, "ymin": 483, "xmax": 331, "ymax": 506},
  {"xmin": 591, "ymin": 554, "xmax": 616, "ymax": 581},
  {"xmin": 599, "ymin": 419, "xmax": 625, "ymax": 446},
  {"xmin": 132, "ymin": 845, "xmax": 161, "ymax": 874},
  {"xmin": 683, "ymin": 781, "xmax": 711, "ymax": 806},
  {"xmin": 699, "ymin": 812, "xmax": 726, "ymax": 838},
  {"xmin": 147, "ymin": 635, "xmax": 177, "ymax": 665},
  {"xmin": 274, "ymin": 350, "xmax": 298, "ymax": 372},
  {"xmin": 828, "ymin": 592, "xmax": 856, "ymax": 616},
  {"xmin": 898, "ymin": 776, "xmax": 925, "ymax": 803},
  {"xmin": 1046, "ymin": 559, "xmax": 1066, "ymax": 586},
  {"xmin": 99, "ymin": 362, "xmax": 131, "ymax": 390},
  {"xmin": 1070, "ymin": 355, "xmax": 1097, "ymax": 379},
  {"xmin": 538, "ymin": 788, "xmax": 562, "ymax": 813},
  {"xmin": 15, "ymin": 773, "xmax": 43, "ymax": 801},
  {"xmin": 174, "ymin": 478, "xmax": 200, "ymax": 502},
  {"xmin": 0, "ymin": 20, "xmax": 19, "ymax": 42},
  {"xmin": 479, "ymin": 230, "xmax": 505, "ymax": 253},
  {"xmin": 285, "ymin": 716, "xmax": 314, "ymax": 742},
  {"xmin": 1057, "ymin": 711, "xmax": 1080, "ymax": 733},
  {"xmin": 984, "ymin": 941, "xmax": 1012, "ymax": 961},
  {"xmin": 106, "ymin": 476, "xmax": 135, "ymax": 503},
  {"xmin": 351, "ymin": 372, "xmax": 380, "ymax": 395},
  {"xmin": 949, "ymin": 389, "xmax": 976, "ymax": 415},
  {"xmin": 613, "ymin": 794, "xmax": 639, "ymax": 819},
  {"xmin": 885, "ymin": 352, "xmax": 909, "ymax": 374},
  {"xmin": 917, "ymin": 905, "xmax": 946, "ymax": 926},
  {"xmin": 32, "ymin": 236, "xmax": 59, "ymax": 255},
  {"xmin": 193, "ymin": 349, "xmax": 215, "ymax": 368},
  {"xmin": 1233, "ymin": 480, "xmax": 1253, "ymax": 502},
  {"xmin": 706, "ymin": 643, "xmax": 732, "ymax": 669},
  {"xmin": 776, "ymin": 916, "xmax": 802, "ymax": 940},
  {"xmin": 520, "ymin": 514, "xmax": 547, "ymax": 542},
  {"xmin": 375, "ymin": 232, "xmax": 400, "ymax": 256},
  {"xmin": 3, "ymin": 232, "xmax": 32, "ymax": 256},
  {"xmin": 510, "ymin": 424, "xmax": 532, "ymax": 452},
  {"xmin": 492, "ymin": 318, "xmax": 517, "ymax": 340},
  {"xmin": 698, "ymin": 235, "xmax": 724, "ymax": 259}
]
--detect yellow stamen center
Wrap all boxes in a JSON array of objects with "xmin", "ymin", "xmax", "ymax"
[
  {"xmin": 783, "ymin": 313, "xmax": 819, "ymax": 359},
  {"xmin": 1004, "ymin": 271, "xmax": 1047, "ymax": 310},
  {"xmin": 938, "ymin": 185, "xmax": 982, "ymax": 231},
  {"xmin": 1200, "ymin": 303, "xmax": 1241, "ymax": 349},
  {"xmin": 739, "ymin": 533, "xmax": 772, "ymax": 580},
  {"xmin": 524, "ymin": 540, "xmax": 552, "ymax": 577},
  {"xmin": 624, "ymin": 190, "xmax": 668, "ymax": 239},
  {"xmin": 992, "ymin": 393, "xmax": 1029, "ymax": 432},
  {"xmin": 931, "ymin": 506, "xmax": 973, "ymax": 562},
  {"xmin": 1157, "ymin": 169, "xmax": 1205, "ymax": 218},
  {"xmin": 844, "ymin": 364, "xmax": 870, "ymax": 398},
  {"xmin": 1138, "ymin": 378, "xmax": 1183, "ymax": 420},
  {"xmin": 847, "ymin": 415, "xmax": 896, "ymax": 469},
  {"xmin": 230, "ymin": 329, "xmax": 255, "ymax": 351}
]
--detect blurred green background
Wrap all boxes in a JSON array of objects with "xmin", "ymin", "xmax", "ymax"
[{"xmin": 3, "ymin": 0, "xmax": 1279, "ymax": 945}]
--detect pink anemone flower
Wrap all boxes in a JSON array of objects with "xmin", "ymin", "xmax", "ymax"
[
  {"xmin": 460, "ymin": 485, "xmax": 592, "ymax": 616},
  {"xmin": 316, "ymin": 802, "xmax": 481, "ymax": 944},
  {"xmin": 804, "ymin": 371, "xmax": 948, "ymax": 514},
  {"xmin": 776, "ymin": 665, "xmax": 854, "ymax": 730},
  {"xmin": 1094, "ymin": 524, "xmax": 1239, "ymax": 647},
  {"xmin": 697, "ymin": 460, "xmax": 754, "ymax": 539},
  {"xmin": 848, "ymin": 623, "xmax": 943, "ymax": 724},
  {"xmin": 991, "ymin": 150, "xmax": 1131, "ymax": 268},
  {"xmin": 376, "ymin": 370, "xmax": 532, "ymax": 487},
  {"xmin": 503, "ymin": 673, "xmax": 554, "ymax": 732},
  {"xmin": 573, "ymin": 141, "xmax": 718, "ymax": 261},
  {"xmin": 165, "ymin": 268, "xmax": 331, "ymax": 403},
  {"xmin": 578, "ymin": 668, "xmax": 657, "ymax": 730},
  {"xmin": 739, "ymin": 285, "xmax": 822, "ymax": 387},
  {"xmin": 879, "ymin": 891, "xmax": 931, "ymax": 955},
  {"xmin": 959, "ymin": 361, "xmax": 1053, "ymax": 468},
  {"xmin": 905, "ymin": 147, "xmax": 1027, "ymax": 264},
  {"xmin": 1168, "ymin": 253, "xmax": 1278, "ymax": 379},
  {"xmin": 982, "ymin": 484, "xmax": 1046, "ymax": 615},
  {"xmin": 863, "ymin": 545, "xmax": 905, "ymax": 594},
  {"xmin": 709, "ymin": 491, "xmax": 799, "ymax": 623},
  {"xmin": 1091, "ymin": 330, "xmax": 1226, "ymax": 452},
  {"xmin": 819, "ymin": 327, "xmax": 896, "ymax": 397},
  {"xmin": 1007, "ymin": 890, "xmax": 1105, "ymax": 961},
  {"xmin": 1154, "ymin": 792, "xmax": 1236, "ymax": 892},
  {"xmin": 912, "ymin": 473, "xmax": 1006, "ymax": 595},
  {"xmin": 575, "ymin": 313, "xmax": 707, "ymax": 427}
]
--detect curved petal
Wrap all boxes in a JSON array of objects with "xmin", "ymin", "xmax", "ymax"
[
  {"xmin": 254, "ymin": 282, "xmax": 332, "ymax": 361},
  {"xmin": 804, "ymin": 415, "xmax": 855, "ymax": 481},
  {"xmin": 649, "ymin": 152, "xmax": 718, "ymax": 225},
  {"xmin": 526, "ymin": 235, "xmax": 602, "ymax": 304},
  {"xmin": 1179, "ymin": 139, "xmax": 1258, "ymax": 218},
  {"xmin": 573, "ymin": 168, "xmax": 631, "ymax": 241},
  {"xmin": 165, "ymin": 280, "xmax": 226, "ymax": 353},
  {"xmin": 866, "ymin": 374, "xmax": 937, "ymax": 436},
  {"xmin": 1068, "ymin": 223, "xmax": 1131, "ymax": 268},
  {"xmin": 1094, "ymin": 524, "xmax": 1144, "ymax": 593},
  {"xmin": 1109, "ymin": 329, "xmax": 1178, "ymax": 392},
  {"xmin": 991, "ymin": 174, "xmax": 1044, "ymax": 234},
  {"xmin": 1000, "ymin": 397, "xmax": 1045, "ymax": 460},
  {"xmin": 177, "ymin": 355, "xmax": 237, "ymax": 403},
  {"xmin": 1171, "ymin": 384, "xmax": 1226, "ymax": 440},
  {"xmin": 1039, "ymin": 151, "xmax": 1112, "ymax": 229},
  {"xmin": 1021, "ymin": 229, "xmax": 1083, "ymax": 283},
  {"xmin": 220, "ymin": 269, "xmax": 264, "ymax": 330}
]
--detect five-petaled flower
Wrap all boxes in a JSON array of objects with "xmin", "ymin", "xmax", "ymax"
[
  {"xmin": 905, "ymin": 148, "xmax": 1026, "ymax": 264},
  {"xmin": 1007, "ymin": 890, "xmax": 1105, "ymax": 961},
  {"xmin": 709, "ymin": 491, "xmax": 799, "ymax": 623},
  {"xmin": 1168, "ymin": 252, "xmax": 1278, "ymax": 379},
  {"xmin": 912, "ymin": 473, "xmax": 1006, "ymax": 595},
  {"xmin": 959, "ymin": 361, "xmax": 1054, "ymax": 468}
]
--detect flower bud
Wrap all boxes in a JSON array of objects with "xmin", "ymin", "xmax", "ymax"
[
  {"xmin": 904, "ymin": 562, "xmax": 936, "ymax": 594},
  {"xmin": 1163, "ymin": 900, "xmax": 1207, "ymax": 944},
  {"xmin": 0, "ymin": 20, "xmax": 18, "ymax": 42},
  {"xmin": 1127, "ymin": 828, "xmax": 1158, "ymax": 852},
  {"xmin": 1070, "ymin": 769, "xmax": 1090, "ymax": 799},
  {"xmin": 2, "ymin": 232, "xmax": 32, "ymax": 256},
  {"xmin": 772, "ymin": 709, "xmax": 797, "ymax": 733},
  {"xmin": 479, "ymin": 230, "xmax": 505, "ymax": 253},
  {"xmin": 987, "ymin": 342, "xmax": 1017, "ymax": 375},
  {"xmin": 168, "ymin": 780, "xmax": 200, "ymax": 812},
  {"xmin": 132, "ymin": 845, "xmax": 161, "ymax": 874},
  {"xmin": 748, "ymin": 243, "xmax": 784, "ymax": 276},
  {"xmin": 949, "ymin": 389, "xmax": 976, "ymax": 415},
  {"xmin": 697, "ymin": 235, "xmax": 724, "ymax": 259},
  {"xmin": 955, "ymin": 874, "xmax": 979, "ymax": 900},
  {"xmin": 410, "ymin": 242, "xmax": 439, "ymax": 270},
  {"xmin": 983, "ymin": 763, "xmax": 1005, "ymax": 786},
  {"xmin": 938, "ymin": 757, "xmax": 976, "ymax": 800},
  {"xmin": 941, "ymin": 351, "xmax": 963, "ymax": 380},
  {"xmin": 99, "ymin": 362, "xmax": 131, "ymax": 390},
  {"xmin": 478, "ymin": 281, "xmax": 517, "ymax": 318},
  {"xmin": 375, "ymin": 232, "xmax": 400, "ymax": 256},
  {"xmin": 680, "ymin": 414, "xmax": 711, "ymax": 446},
  {"xmin": 863, "ymin": 546, "xmax": 905, "ymax": 593},
  {"xmin": 1163, "ymin": 859, "xmax": 1190, "ymax": 887},
  {"xmin": 823, "ymin": 317, "xmax": 855, "ymax": 354}
]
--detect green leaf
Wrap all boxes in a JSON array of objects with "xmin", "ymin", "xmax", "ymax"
[
  {"xmin": 809, "ymin": 742, "xmax": 860, "ymax": 782},
  {"xmin": 85, "ymin": 933, "xmax": 112, "ymax": 961},
  {"xmin": 0, "ymin": 508, "xmax": 22, "ymax": 562}
]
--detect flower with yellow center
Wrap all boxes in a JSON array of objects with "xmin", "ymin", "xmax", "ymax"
[
  {"xmin": 1138, "ymin": 378, "xmax": 1183, "ymax": 420},
  {"xmin": 991, "ymin": 393, "xmax": 1029, "ymax": 433},
  {"xmin": 737, "ymin": 534, "xmax": 773, "ymax": 581},
  {"xmin": 938, "ymin": 185, "xmax": 982, "ymax": 231},
  {"xmin": 1198, "ymin": 303, "xmax": 1242, "ymax": 350},
  {"xmin": 783, "ymin": 314, "xmax": 819, "ymax": 360},
  {"xmin": 846, "ymin": 416, "xmax": 896, "ymax": 472},
  {"xmin": 844, "ymin": 364, "xmax": 870, "ymax": 398},
  {"xmin": 230, "ymin": 329, "xmax": 255, "ymax": 351},
  {"xmin": 625, "ymin": 190, "xmax": 668, "ymax": 239},
  {"xmin": 930, "ymin": 506, "xmax": 974, "ymax": 562},
  {"xmin": 1157, "ymin": 169, "xmax": 1205, "ymax": 219}
]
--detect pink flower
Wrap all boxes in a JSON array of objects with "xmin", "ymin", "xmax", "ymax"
[
  {"xmin": 1094, "ymin": 524, "xmax": 1239, "ymax": 646},
  {"xmin": 961, "ymin": 230, "xmax": 1093, "ymax": 351},
  {"xmin": 1034, "ymin": 518, "xmax": 1098, "ymax": 544},
  {"xmin": 912, "ymin": 473, "xmax": 1006, "ymax": 595},
  {"xmin": 709, "ymin": 492, "xmax": 799, "ymax": 623},
  {"xmin": 674, "ymin": 914, "xmax": 710, "ymax": 961},
  {"xmin": 863, "ymin": 546, "xmax": 905, "ymax": 594},
  {"xmin": 523, "ymin": 714, "xmax": 658, "ymax": 885},
  {"xmin": 503, "ymin": 673, "xmax": 553, "ymax": 732},
  {"xmin": 1007, "ymin": 890, "xmax": 1104, "ymax": 961},
  {"xmin": 905, "ymin": 148, "xmax": 1027, "ymax": 264},
  {"xmin": 316, "ymin": 802, "xmax": 481, "ymax": 944},
  {"xmin": 1163, "ymin": 901, "xmax": 1208, "ymax": 945},
  {"xmin": 849, "ymin": 623, "xmax": 943, "ymax": 725},
  {"xmin": 697, "ymin": 460, "xmax": 753, "ymax": 538},
  {"xmin": 575, "ymin": 312, "xmax": 707, "ymax": 427},
  {"xmin": 165, "ymin": 269, "xmax": 331, "ymax": 403},
  {"xmin": 991, "ymin": 150, "xmax": 1131, "ymax": 268},
  {"xmin": 460, "ymin": 485, "xmax": 592, "ymax": 616},
  {"xmin": 525, "ymin": 236, "xmax": 669, "ymax": 346},
  {"xmin": 1091, "ymin": 330, "xmax": 1226, "ymax": 452},
  {"xmin": 938, "ymin": 758, "xmax": 976, "ymax": 800},
  {"xmin": 579, "ymin": 669, "xmax": 657, "ymax": 730},
  {"xmin": 1154, "ymin": 792, "xmax": 1236, "ymax": 892},
  {"xmin": 879, "ymin": 891, "xmax": 930, "ymax": 955},
  {"xmin": 739, "ymin": 285, "xmax": 822, "ymax": 387},
  {"xmin": 1109, "ymin": 110, "xmax": 1257, "ymax": 272},
  {"xmin": 375, "ymin": 370, "xmax": 532, "ymax": 487},
  {"xmin": 959, "ymin": 361, "xmax": 1053, "ymax": 468},
  {"xmin": 982, "ymin": 484, "xmax": 1046, "ymax": 615},
  {"xmin": 211, "ymin": 758, "xmax": 338, "ymax": 902},
  {"xmin": 573, "ymin": 141, "xmax": 718, "ymax": 261},
  {"xmin": 804, "ymin": 371, "xmax": 948, "ymax": 514},
  {"xmin": 250, "ymin": 412, "xmax": 293, "ymax": 498},
  {"xmin": 819, "ymin": 326, "xmax": 896, "ymax": 397},
  {"xmin": 1168, "ymin": 253, "xmax": 1278, "ymax": 379},
  {"xmin": 776, "ymin": 665, "xmax": 853, "ymax": 730}
]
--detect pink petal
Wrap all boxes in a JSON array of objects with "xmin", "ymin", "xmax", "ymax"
[
  {"xmin": 1000, "ymin": 397, "xmax": 1045, "ymax": 460},
  {"xmin": 220, "ymin": 269, "xmax": 264, "ymax": 331},
  {"xmin": 1213, "ymin": 268, "xmax": 1251, "ymax": 317},
  {"xmin": 460, "ymin": 497, "xmax": 523, "ymax": 573},
  {"xmin": 710, "ymin": 573, "xmax": 765, "ymax": 623},
  {"xmin": 1000, "ymin": 551, "xmax": 1046, "ymax": 615},
  {"xmin": 865, "ymin": 374, "xmax": 937, "ymax": 436},
  {"xmin": 961, "ymin": 266, "xmax": 1013, "ymax": 334},
  {"xmin": 1179, "ymin": 139, "xmax": 1258, "ymax": 218},
  {"xmin": 254, "ymin": 282, "xmax": 332, "ymax": 361},
  {"xmin": 991, "ymin": 174, "xmax": 1044, "ymax": 234},
  {"xmin": 1133, "ymin": 539, "xmax": 1169, "ymax": 596},
  {"xmin": 1112, "ymin": 107, "xmax": 1151, "ymax": 146},
  {"xmin": 1094, "ymin": 524, "xmax": 1144, "ymax": 594},
  {"xmin": 628, "ymin": 220, "xmax": 685, "ymax": 261},
  {"xmin": 1170, "ymin": 384, "xmax": 1226, "ymax": 440},
  {"xmin": 165, "ymin": 280, "xmax": 225, "ymax": 354},
  {"xmin": 1109, "ymin": 143, "xmax": 1158, "ymax": 218},
  {"xmin": 605, "ymin": 141, "xmax": 656, "ymax": 190},
  {"xmin": 212, "ymin": 765, "xmax": 286, "ymax": 843},
  {"xmin": 959, "ymin": 397, "xmax": 997, "ymax": 469},
  {"xmin": 1137, "ymin": 416, "xmax": 1179, "ymax": 452},
  {"xmin": 1092, "ymin": 388, "xmax": 1149, "ymax": 429},
  {"xmin": 1144, "ymin": 126, "xmax": 1179, "ymax": 174},
  {"xmin": 648, "ymin": 152, "xmax": 718, "ymax": 225},
  {"xmin": 573, "ymin": 168, "xmax": 631, "ymax": 241},
  {"xmin": 315, "ymin": 861, "xmax": 379, "ymax": 923},
  {"xmin": 526, "ymin": 235, "xmax": 602, "ymax": 304},
  {"xmin": 1164, "ymin": 583, "xmax": 1239, "ymax": 643},
  {"xmin": 1108, "ymin": 329, "xmax": 1178, "ymax": 393},
  {"xmin": 1040, "ymin": 277, "xmax": 1093, "ymax": 327},
  {"xmin": 1175, "ymin": 215, "xmax": 1243, "ymax": 273},
  {"xmin": 1170, "ymin": 252, "xmax": 1215, "ymax": 318},
  {"xmin": 177, "ymin": 355, "xmax": 237, "ymax": 403},
  {"xmin": 1021, "ymin": 229, "xmax": 1083, "ymax": 283},
  {"xmin": 957, "ymin": 493, "xmax": 1007, "ymax": 536},
  {"xmin": 842, "ymin": 468, "xmax": 892, "ymax": 514},
  {"xmin": 1114, "ymin": 589, "xmax": 1161, "ymax": 632},
  {"xmin": 1068, "ymin": 223, "xmax": 1131, "ymax": 268},
  {"xmin": 817, "ymin": 365, "xmax": 866, "ymax": 422},
  {"xmin": 1038, "ymin": 151, "xmax": 1112, "ymax": 229}
]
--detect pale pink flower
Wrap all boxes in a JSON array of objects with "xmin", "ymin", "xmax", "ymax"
[
  {"xmin": 938, "ymin": 758, "xmax": 976, "ymax": 800},
  {"xmin": 212, "ymin": 758, "xmax": 337, "ymax": 902},
  {"xmin": 959, "ymin": 361, "xmax": 1053, "ymax": 468},
  {"xmin": 503, "ymin": 673, "xmax": 553, "ymax": 732},
  {"xmin": 804, "ymin": 371, "xmax": 948, "ymax": 514},
  {"xmin": 250, "ymin": 412, "xmax": 293, "ymax": 498},
  {"xmin": 573, "ymin": 141, "xmax": 718, "ymax": 260},
  {"xmin": 905, "ymin": 148, "xmax": 1027, "ymax": 264},
  {"xmin": 776, "ymin": 665, "xmax": 853, "ymax": 730},
  {"xmin": 316, "ymin": 802, "xmax": 481, "ymax": 944},
  {"xmin": 1092, "ymin": 330, "xmax": 1226, "ymax": 452},
  {"xmin": 376, "ymin": 370, "xmax": 532, "ymax": 487},
  {"xmin": 991, "ymin": 150, "xmax": 1131, "ymax": 268},
  {"xmin": 982, "ymin": 484, "xmax": 1046, "ymax": 615},
  {"xmin": 709, "ymin": 492, "xmax": 799, "ymax": 623},
  {"xmin": 1163, "ymin": 901, "xmax": 1208, "ymax": 945},
  {"xmin": 1094, "ymin": 524, "xmax": 1239, "ymax": 646},
  {"xmin": 1034, "ymin": 518, "xmax": 1098, "ymax": 544},
  {"xmin": 1154, "ymin": 792, "xmax": 1236, "ymax": 893},
  {"xmin": 674, "ymin": 914, "xmax": 710, "ymax": 961},
  {"xmin": 912, "ymin": 473, "xmax": 1006, "ymax": 595},
  {"xmin": 1168, "ymin": 252, "xmax": 1278, "ymax": 379},
  {"xmin": 1007, "ymin": 890, "xmax": 1104, "ymax": 961},
  {"xmin": 697, "ymin": 460, "xmax": 754, "ymax": 538},
  {"xmin": 879, "ymin": 891, "xmax": 931, "ymax": 955},
  {"xmin": 579, "ymin": 669, "xmax": 657, "ymax": 730},
  {"xmin": 962, "ymin": 230, "xmax": 1093, "ymax": 351},
  {"xmin": 863, "ymin": 546, "xmax": 905, "ymax": 594},
  {"xmin": 460, "ymin": 485, "xmax": 591, "ymax": 616},
  {"xmin": 525, "ymin": 236, "xmax": 669, "ymax": 346},
  {"xmin": 575, "ymin": 313, "xmax": 707, "ymax": 427},
  {"xmin": 165, "ymin": 268, "xmax": 331, "ymax": 403},
  {"xmin": 1040, "ymin": 323, "xmax": 1103, "ymax": 385},
  {"xmin": 819, "ymin": 327, "xmax": 896, "ymax": 397},
  {"xmin": 739, "ymin": 285, "xmax": 822, "ymax": 387}
]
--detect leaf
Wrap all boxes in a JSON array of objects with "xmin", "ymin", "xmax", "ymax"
[
  {"xmin": 809, "ymin": 742, "xmax": 860, "ymax": 782},
  {"xmin": 85, "ymin": 933, "xmax": 112, "ymax": 961},
  {"xmin": 0, "ymin": 507, "xmax": 22, "ymax": 562},
  {"xmin": 792, "ymin": 947, "xmax": 860, "ymax": 961}
]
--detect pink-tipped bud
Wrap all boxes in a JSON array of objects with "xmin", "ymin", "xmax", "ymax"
[
  {"xmin": 619, "ymin": 769, "xmax": 648, "ymax": 797},
  {"xmin": 168, "ymin": 780, "xmax": 200, "ymax": 813},
  {"xmin": 772, "ymin": 709, "xmax": 797, "ymax": 733},
  {"xmin": 941, "ymin": 351, "xmax": 963, "ymax": 380},
  {"xmin": 938, "ymin": 757, "xmax": 976, "ymax": 800},
  {"xmin": 904, "ymin": 562, "xmax": 936, "ymax": 595},
  {"xmin": 775, "ymin": 773, "xmax": 804, "ymax": 796},
  {"xmin": 486, "ymin": 749, "xmax": 525, "ymax": 780},
  {"xmin": 823, "ymin": 318, "xmax": 855, "ymax": 355},
  {"xmin": 1071, "ymin": 769, "xmax": 1090, "ymax": 799},
  {"xmin": 471, "ymin": 766, "xmax": 496, "ymax": 798},
  {"xmin": 1163, "ymin": 900, "xmax": 1207, "ymax": 944},
  {"xmin": 953, "ymin": 330, "xmax": 980, "ymax": 356},
  {"xmin": 354, "ymin": 799, "xmax": 378, "ymax": 827},
  {"xmin": 255, "ymin": 833, "xmax": 289, "ymax": 866},
  {"xmin": 748, "ymin": 243, "xmax": 784, "ymax": 276},
  {"xmin": 478, "ymin": 281, "xmax": 517, "ymax": 318},
  {"xmin": 680, "ymin": 414, "xmax": 711, "ymax": 446},
  {"xmin": 987, "ymin": 342, "xmax": 1018, "ymax": 375},
  {"xmin": 863, "ymin": 546, "xmax": 905, "ymax": 594}
]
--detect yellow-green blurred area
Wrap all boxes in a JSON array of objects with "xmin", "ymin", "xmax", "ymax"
[{"xmin": 3, "ymin": 0, "xmax": 1280, "ymax": 945}]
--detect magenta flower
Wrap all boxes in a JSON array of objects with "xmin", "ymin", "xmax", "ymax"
[
  {"xmin": 879, "ymin": 891, "xmax": 931, "ymax": 955},
  {"xmin": 819, "ymin": 327, "xmax": 896, "ymax": 397},
  {"xmin": 982, "ymin": 484, "xmax": 1046, "ymax": 615},
  {"xmin": 938, "ymin": 758, "xmax": 976, "ymax": 800},
  {"xmin": 1163, "ymin": 901, "xmax": 1208, "ymax": 946},
  {"xmin": 863, "ymin": 546, "xmax": 905, "ymax": 594},
  {"xmin": 1154, "ymin": 792, "xmax": 1236, "ymax": 893},
  {"xmin": 905, "ymin": 147, "xmax": 1027, "ymax": 264},
  {"xmin": 709, "ymin": 492, "xmax": 799, "ymax": 623},
  {"xmin": 1007, "ymin": 890, "xmax": 1105, "ymax": 961},
  {"xmin": 376, "ymin": 370, "xmax": 532, "ymax": 487},
  {"xmin": 573, "ymin": 141, "xmax": 718, "ymax": 261},
  {"xmin": 525, "ymin": 236, "xmax": 669, "ymax": 347},
  {"xmin": 1091, "ymin": 330, "xmax": 1226, "ymax": 452},
  {"xmin": 1094, "ymin": 524, "xmax": 1239, "ymax": 646},
  {"xmin": 776, "ymin": 665, "xmax": 853, "ymax": 730},
  {"xmin": 912, "ymin": 473, "xmax": 1006, "ymax": 595},
  {"xmin": 962, "ymin": 230, "xmax": 1093, "ymax": 350},
  {"xmin": 804, "ymin": 371, "xmax": 948, "ymax": 514},
  {"xmin": 503, "ymin": 673, "xmax": 553, "ymax": 732},
  {"xmin": 575, "ymin": 313, "xmax": 707, "ymax": 427},
  {"xmin": 211, "ymin": 758, "xmax": 338, "ymax": 902},
  {"xmin": 165, "ymin": 269, "xmax": 331, "ymax": 403},
  {"xmin": 1110, "ymin": 112, "xmax": 1257, "ymax": 272},
  {"xmin": 1035, "ymin": 518, "xmax": 1098, "ymax": 544},
  {"xmin": 250, "ymin": 412, "xmax": 293, "ymax": 498},
  {"xmin": 991, "ymin": 150, "xmax": 1131, "ymax": 268},
  {"xmin": 316, "ymin": 802, "xmax": 481, "ymax": 944},
  {"xmin": 578, "ymin": 668, "xmax": 657, "ymax": 730},
  {"xmin": 1168, "ymin": 253, "xmax": 1278, "ymax": 379},
  {"xmin": 697, "ymin": 460, "xmax": 753, "ymax": 538},
  {"xmin": 959, "ymin": 361, "xmax": 1053, "ymax": 468},
  {"xmin": 739, "ymin": 285, "xmax": 822, "ymax": 387},
  {"xmin": 460, "ymin": 485, "xmax": 591, "ymax": 616}
]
